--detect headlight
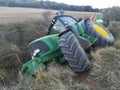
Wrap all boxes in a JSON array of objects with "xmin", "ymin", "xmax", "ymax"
[{"xmin": 33, "ymin": 49, "xmax": 40, "ymax": 57}]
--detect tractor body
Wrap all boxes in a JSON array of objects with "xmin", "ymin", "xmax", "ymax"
[{"xmin": 21, "ymin": 14, "xmax": 113, "ymax": 76}]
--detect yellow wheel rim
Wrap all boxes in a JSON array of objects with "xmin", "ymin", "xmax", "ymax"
[{"xmin": 93, "ymin": 24, "xmax": 109, "ymax": 38}]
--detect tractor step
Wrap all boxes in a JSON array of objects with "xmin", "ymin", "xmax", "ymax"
[{"xmin": 81, "ymin": 33, "xmax": 97, "ymax": 43}]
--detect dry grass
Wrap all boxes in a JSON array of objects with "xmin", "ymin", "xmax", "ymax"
[
  {"xmin": 0, "ymin": 7, "xmax": 94, "ymax": 24},
  {"xmin": 90, "ymin": 47, "xmax": 120, "ymax": 90},
  {"xmin": 0, "ymin": 20, "xmax": 47, "ymax": 68},
  {"xmin": 0, "ymin": 14, "xmax": 50, "ymax": 88},
  {"xmin": 0, "ymin": 7, "xmax": 52, "ymax": 24},
  {"xmin": 0, "ymin": 69, "xmax": 8, "ymax": 81},
  {"xmin": 114, "ymin": 40, "xmax": 120, "ymax": 49},
  {"xmin": 108, "ymin": 21, "xmax": 120, "ymax": 40},
  {"xmin": 0, "ymin": 42, "xmax": 21, "ymax": 67},
  {"xmin": 15, "ymin": 62, "xmax": 90, "ymax": 90}
]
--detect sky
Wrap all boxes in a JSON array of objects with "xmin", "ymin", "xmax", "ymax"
[{"xmin": 48, "ymin": 0, "xmax": 120, "ymax": 9}]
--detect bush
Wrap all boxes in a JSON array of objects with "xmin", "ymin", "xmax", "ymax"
[
  {"xmin": 101, "ymin": 6, "xmax": 120, "ymax": 26},
  {"xmin": 114, "ymin": 40, "xmax": 120, "ymax": 49},
  {"xmin": 108, "ymin": 21, "xmax": 120, "ymax": 40}
]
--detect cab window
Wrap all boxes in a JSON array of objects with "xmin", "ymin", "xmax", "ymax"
[{"xmin": 49, "ymin": 19, "xmax": 66, "ymax": 34}]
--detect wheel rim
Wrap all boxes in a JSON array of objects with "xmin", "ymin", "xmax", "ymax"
[{"xmin": 93, "ymin": 24, "xmax": 109, "ymax": 38}]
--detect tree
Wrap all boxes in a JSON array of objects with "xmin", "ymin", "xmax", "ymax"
[{"xmin": 0, "ymin": 0, "xmax": 100, "ymax": 12}]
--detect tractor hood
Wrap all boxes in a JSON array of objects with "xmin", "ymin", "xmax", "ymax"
[
  {"xmin": 28, "ymin": 34, "xmax": 59, "ymax": 58},
  {"xmin": 21, "ymin": 34, "xmax": 61, "ymax": 76}
]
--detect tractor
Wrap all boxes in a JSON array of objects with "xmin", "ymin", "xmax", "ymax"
[{"xmin": 21, "ymin": 13, "xmax": 114, "ymax": 76}]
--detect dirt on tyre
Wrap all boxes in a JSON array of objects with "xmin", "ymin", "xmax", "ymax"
[
  {"xmin": 59, "ymin": 31, "xmax": 91, "ymax": 74},
  {"xmin": 83, "ymin": 19, "xmax": 114, "ymax": 47}
]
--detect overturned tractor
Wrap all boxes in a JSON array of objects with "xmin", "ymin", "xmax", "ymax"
[{"xmin": 21, "ymin": 14, "xmax": 114, "ymax": 76}]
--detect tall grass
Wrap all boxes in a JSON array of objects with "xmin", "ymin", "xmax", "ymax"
[
  {"xmin": 0, "ymin": 12, "xmax": 51, "ymax": 86},
  {"xmin": 90, "ymin": 47, "xmax": 120, "ymax": 90},
  {"xmin": 88, "ymin": 19, "xmax": 120, "ymax": 90},
  {"xmin": 108, "ymin": 21, "xmax": 120, "ymax": 40},
  {"xmin": 0, "ymin": 19, "xmax": 49, "ymax": 67},
  {"xmin": 15, "ymin": 62, "xmax": 90, "ymax": 90}
]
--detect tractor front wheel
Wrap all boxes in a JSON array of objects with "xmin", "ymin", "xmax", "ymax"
[{"xmin": 59, "ymin": 31, "xmax": 91, "ymax": 73}]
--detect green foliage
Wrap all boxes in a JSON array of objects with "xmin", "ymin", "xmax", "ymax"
[{"xmin": 101, "ymin": 6, "xmax": 120, "ymax": 26}]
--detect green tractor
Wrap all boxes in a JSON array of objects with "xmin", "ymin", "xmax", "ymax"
[{"xmin": 21, "ymin": 14, "xmax": 114, "ymax": 76}]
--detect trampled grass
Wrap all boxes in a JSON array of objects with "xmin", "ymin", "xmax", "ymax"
[
  {"xmin": 15, "ymin": 63, "xmax": 90, "ymax": 90},
  {"xmin": 90, "ymin": 47, "xmax": 120, "ymax": 90}
]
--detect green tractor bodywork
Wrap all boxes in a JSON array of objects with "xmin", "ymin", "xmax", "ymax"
[
  {"xmin": 96, "ymin": 13, "xmax": 103, "ymax": 24},
  {"xmin": 90, "ymin": 13, "xmax": 103, "ymax": 24},
  {"xmin": 21, "ymin": 15, "xmax": 97, "ymax": 76},
  {"xmin": 21, "ymin": 34, "xmax": 61, "ymax": 75}
]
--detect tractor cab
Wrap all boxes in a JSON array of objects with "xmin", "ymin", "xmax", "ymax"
[
  {"xmin": 48, "ymin": 15, "xmax": 96, "ymax": 43},
  {"xmin": 48, "ymin": 15, "xmax": 79, "ymax": 35}
]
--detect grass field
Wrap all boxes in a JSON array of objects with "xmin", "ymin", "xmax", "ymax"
[
  {"xmin": 0, "ymin": 7, "xmax": 95, "ymax": 89},
  {"xmin": 0, "ymin": 7, "xmax": 94, "ymax": 23}
]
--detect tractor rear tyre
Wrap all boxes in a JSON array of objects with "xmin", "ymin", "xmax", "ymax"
[
  {"xmin": 83, "ymin": 19, "xmax": 114, "ymax": 46},
  {"xmin": 59, "ymin": 31, "xmax": 91, "ymax": 73}
]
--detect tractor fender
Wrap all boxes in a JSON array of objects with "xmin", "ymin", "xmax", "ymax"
[
  {"xmin": 75, "ymin": 34, "xmax": 92, "ymax": 49},
  {"xmin": 59, "ymin": 29, "xmax": 92, "ymax": 50},
  {"xmin": 78, "ymin": 19, "xmax": 90, "ymax": 32}
]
